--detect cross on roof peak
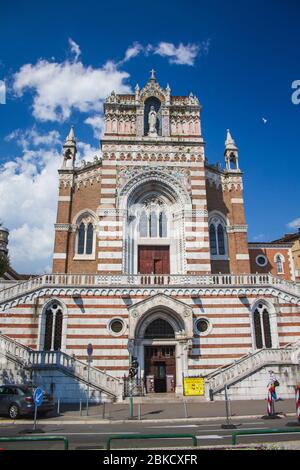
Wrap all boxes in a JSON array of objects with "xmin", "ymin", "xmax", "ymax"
[{"xmin": 150, "ymin": 68, "xmax": 156, "ymax": 80}]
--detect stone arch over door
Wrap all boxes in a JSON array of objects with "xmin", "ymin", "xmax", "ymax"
[{"xmin": 128, "ymin": 294, "xmax": 193, "ymax": 395}]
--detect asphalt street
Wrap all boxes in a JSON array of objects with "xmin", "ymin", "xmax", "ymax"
[{"xmin": 1, "ymin": 415, "xmax": 300, "ymax": 450}]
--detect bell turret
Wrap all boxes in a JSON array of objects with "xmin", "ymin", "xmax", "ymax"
[
  {"xmin": 224, "ymin": 129, "xmax": 240, "ymax": 171},
  {"xmin": 62, "ymin": 126, "xmax": 77, "ymax": 169}
]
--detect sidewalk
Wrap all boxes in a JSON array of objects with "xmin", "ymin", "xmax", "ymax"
[{"xmin": 1, "ymin": 399, "xmax": 296, "ymax": 424}]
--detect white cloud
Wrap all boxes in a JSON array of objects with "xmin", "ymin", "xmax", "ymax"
[
  {"xmin": 84, "ymin": 115, "xmax": 104, "ymax": 139},
  {"xmin": 5, "ymin": 127, "xmax": 61, "ymax": 149},
  {"xmin": 287, "ymin": 218, "xmax": 300, "ymax": 230},
  {"xmin": 121, "ymin": 42, "xmax": 143, "ymax": 63},
  {"xmin": 0, "ymin": 129, "xmax": 100, "ymax": 274},
  {"xmin": 68, "ymin": 38, "xmax": 81, "ymax": 62},
  {"xmin": 154, "ymin": 42, "xmax": 202, "ymax": 66},
  {"xmin": 13, "ymin": 59, "xmax": 131, "ymax": 122}
]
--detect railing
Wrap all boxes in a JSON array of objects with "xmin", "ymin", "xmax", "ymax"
[
  {"xmin": 1, "ymin": 273, "xmax": 299, "ymax": 304},
  {"xmin": 0, "ymin": 436, "xmax": 69, "ymax": 450},
  {"xmin": 231, "ymin": 428, "xmax": 300, "ymax": 446},
  {"xmin": 29, "ymin": 350, "xmax": 122, "ymax": 398},
  {"xmin": 0, "ymin": 333, "xmax": 122, "ymax": 399},
  {"xmin": 0, "ymin": 333, "xmax": 32, "ymax": 365},
  {"xmin": 206, "ymin": 347, "xmax": 298, "ymax": 396},
  {"xmin": 105, "ymin": 433, "xmax": 198, "ymax": 450}
]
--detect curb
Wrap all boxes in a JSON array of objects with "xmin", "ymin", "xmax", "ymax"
[{"xmin": 0, "ymin": 413, "xmax": 296, "ymax": 426}]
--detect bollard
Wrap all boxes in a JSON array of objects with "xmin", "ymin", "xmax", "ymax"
[
  {"xmin": 138, "ymin": 403, "xmax": 141, "ymax": 421},
  {"xmin": 79, "ymin": 400, "xmax": 82, "ymax": 416},
  {"xmin": 262, "ymin": 383, "xmax": 280, "ymax": 419},
  {"xmin": 57, "ymin": 398, "xmax": 60, "ymax": 416},
  {"xmin": 221, "ymin": 384, "xmax": 236, "ymax": 429},
  {"xmin": 102, "ymin": 401, "xmax": 106, "ymax": 420},
  {"xmin": 183, "ymin": 400, "xmax": 188, "ymax": 419}
]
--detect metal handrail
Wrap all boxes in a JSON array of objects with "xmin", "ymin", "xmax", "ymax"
[
  {"xmin": 105, "ymin": 433, "xmax": 198, "ymax": 450},
  {"xmin": 232, "ymin": 428, "xmax": 300, "ymax": 445},
  {"xmin": 0, "ymin": 436, "xmax": 69, "ymax": 450}
]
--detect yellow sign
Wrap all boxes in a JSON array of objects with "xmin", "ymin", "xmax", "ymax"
[{"xmin": 183, "ymin": 377, "xmax": 205, "ymax": 396}]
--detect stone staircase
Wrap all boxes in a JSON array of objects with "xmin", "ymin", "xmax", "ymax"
[
  {"xmin": 0, "ymin": 333, "xmax": 123, "ymax": 401},
  {"xmin": 205, "ymin": 341, "xmax": 300, "ymax": 398}
]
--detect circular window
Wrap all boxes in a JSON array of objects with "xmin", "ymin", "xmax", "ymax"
[
  {"xmin": 109, "ymin": 318, "xmax": 125, "ymax": 336},
  {"xmin": 195, "ymin": 318, "xmax": 211, "ymax": 335},
  {"xmin": 256, "ymin": 255, "xmax": 268, "ymax": 267}
]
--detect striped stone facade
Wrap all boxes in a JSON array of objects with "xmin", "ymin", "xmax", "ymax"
[{"xmin": 1, "ymin": 73, "xmax": 299, "ymax": 398}]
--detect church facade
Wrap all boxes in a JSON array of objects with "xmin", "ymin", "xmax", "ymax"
[{"xmin": 1, "ymin": 72, "xmax": 299, "ymax": 400}]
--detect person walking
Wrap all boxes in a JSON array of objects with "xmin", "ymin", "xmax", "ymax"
[{"xmin": 268, "ymin": 370, "xmax": 280, "ymax": 401}]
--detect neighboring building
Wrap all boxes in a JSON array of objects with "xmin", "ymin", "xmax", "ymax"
[
  {"xmin": 0, "ymin": 72, "xmax": 299, "ymax": 401},
  {"xmin": 248, "ymin": 242, "xmax": 295, "ymax": 282},
  {"xmin": 0, "ymin": 225, "xmax": 32, "ymax": 283},
  {"xmin": 270, "ymin": 229, "xmax": 300, "ymax": 283}
]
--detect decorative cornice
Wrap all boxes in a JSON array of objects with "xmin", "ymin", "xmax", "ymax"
[{"xmin": 227, "ymin": 225, "xmax": 248, "ymax": 233}]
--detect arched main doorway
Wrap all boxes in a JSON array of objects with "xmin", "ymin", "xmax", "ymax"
[
  {"xmin": 132, "ymin": 303, "xmax": 191, "ymax": 395},
  {"xmin": 144, "ymin": 318, "xmax": 176, "ymax": 393}
]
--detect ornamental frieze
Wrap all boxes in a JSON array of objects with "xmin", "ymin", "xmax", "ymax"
[{"xmin": 116, "ymin": 166, "xmax": 192, "ymax": 195}]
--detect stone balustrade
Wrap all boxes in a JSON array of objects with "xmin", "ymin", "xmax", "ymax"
[
  {"xmin": 0, "ymin": 273, "xmax": 299, "ymax": 304},
  {"xmin": 0, "ymin": 333, "xmax": 122, "ymax": 399}
]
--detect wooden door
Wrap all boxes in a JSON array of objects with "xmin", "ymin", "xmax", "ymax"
[{"xmin": 138, "ymin": 246, "xmax": 170, "ymax": 274}]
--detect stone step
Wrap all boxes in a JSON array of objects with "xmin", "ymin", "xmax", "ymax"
[{"xmin": 123, "ymin": 393, "xmax": 207, "ymax": 404}]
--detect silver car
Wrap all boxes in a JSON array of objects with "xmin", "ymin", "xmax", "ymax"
[{"xmin": 0, "ymin": 384, "xmax": 54, "ymax": 419}]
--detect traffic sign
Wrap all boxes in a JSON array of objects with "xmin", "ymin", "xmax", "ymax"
[
  {"xmin": 33, "ymin": 387, "xmax": 44, "ymax": 407},
  {"xmin": 87, "ymin": 343, "xmax": 93, "ymax": 357}
]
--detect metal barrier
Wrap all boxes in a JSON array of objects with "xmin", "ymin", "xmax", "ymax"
[
  {"xmin": 105, "ymin": 433, "xmax": 197, "ymax": 450},
  {"xmin": 232, "ymin": 428, "xmax": 300, "ymax": 445},
  {"xmin": 0, "ymin": 436, "xmax": 69, "ymax": 450}
]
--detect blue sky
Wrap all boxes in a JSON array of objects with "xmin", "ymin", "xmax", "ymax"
[{"xmin": 0, "ymin": 0, "xmax": 299, "ymax": 273}]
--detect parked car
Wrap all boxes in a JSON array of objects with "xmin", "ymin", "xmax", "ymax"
[{"xmin": 0, "ymin": 384, "xmax": 54, "ymax": 419}]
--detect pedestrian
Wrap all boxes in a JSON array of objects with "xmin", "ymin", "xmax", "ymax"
[{"xmin": 268, "ymin": 370, "xmax": 280, "ymax": 401}]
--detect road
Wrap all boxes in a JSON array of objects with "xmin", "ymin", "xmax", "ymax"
[{"xmin": 0, "ymin": 415, "xmax": 300, "ymax": 450}]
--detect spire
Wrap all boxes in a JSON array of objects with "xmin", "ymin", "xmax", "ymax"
[
  {"xmin": 224, "ymin": 129, "xmax": 240, "ymax": 171},
  {"xmin": 65, "ymin": 125, "xmax": 76, "ymax": 145},
  {"xmin": 225, "ymin": 129, "xmax": 238, "ymax": 151},
  {"xmin": 62, "ymin": 125, "xmax": 77, "ymax": 169}
]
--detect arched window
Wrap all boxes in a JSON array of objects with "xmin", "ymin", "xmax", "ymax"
[
  {"xmin": 78, "ymin": 223, "xmax": 85, "ymax": 255},
  {"xmin": 144, "ymin": 319, "xmax": 175, "ymax": 339},
  {"xmin": 253, "ymin": 304, "xmax": 272, "ymax": 349},
  {"xmin": 159, "ymin": 211, "xmax": 167, "ymax": 238},
  {"xmin": 75, "ymin": 214, "xmax": 95, "ymax": 257},
  {"xmin": 138, "ymin": 201, "xmax": 168, "ymax": 239},
  {"xmin": 139, "ymin": 211, "xmax": 148, "ymax": 237},
  {"xmin": 275, "ymin": 255, "xmax": 284, "ymax": 274},
  {"xmin": 86, "ymin": 223, "xmax": 94, "ymax": 255},
  {"xmin": 217, "ymin": 224, "xmax": 225, "ymax": 255},
  {"xmin": 209, "ymin": 215, "xmax": 227, "ymax": 257},
  {"xmin": 209, "ymin": 225, "xmax": 217, "ymax": 255},
  {"xmin": 149, "ymin": 211, "xmax": 158, "ymax": 238},
  {"xmin": 44, "ymin": 303, "xmax": 63, "ymax": 351}
]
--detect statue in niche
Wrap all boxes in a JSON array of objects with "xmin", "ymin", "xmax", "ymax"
[{"xmin": 148, "ymin": 106, "xmax": 158, "ymax": 137}]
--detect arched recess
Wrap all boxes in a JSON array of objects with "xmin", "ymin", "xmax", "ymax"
[
  {"xmin": 38, "ymin": 299, "xmax": 68, "ymax": 352},
  {"xmin": 250, "ymin": 299, "xmax": 279, "ymax": 350},
  {"xmin": 144, "ymin": 96, "xmax": 161, "ymax": 136},
  {"xmin": 129, "ymin": 295, "xmax": 192, "ymax": 395},
  {"xmin": 119, "ymin": 172, "xmax": 191, "ymax": 275}
]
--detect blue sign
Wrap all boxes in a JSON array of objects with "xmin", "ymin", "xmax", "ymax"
[
  {"xmin": 87, "ymin": 343, "xmax": 93, "ymax": 357},
  {"xmin": 33, "ymin": 387, "xmax": 44, "ymax": 407}
]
